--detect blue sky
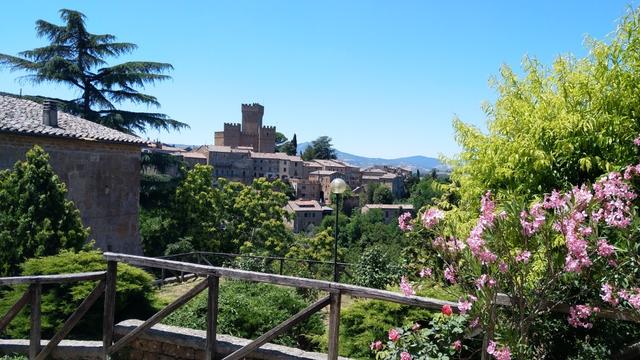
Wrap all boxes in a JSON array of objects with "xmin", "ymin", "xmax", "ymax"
[{"xmin": 0, "ymin": 1, "xmax": 635, "ymax": 158}]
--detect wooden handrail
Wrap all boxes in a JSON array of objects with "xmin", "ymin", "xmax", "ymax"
[
  {"xmin": 104, "ymin": 252, "xmax": 457, "ymax": 311},
  {"xmin": 0, "ymin": 271, "xmax": 106, "ymax": 286}
]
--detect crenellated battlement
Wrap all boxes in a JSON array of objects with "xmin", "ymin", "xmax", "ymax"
[
  {"xmin": 223, "ymin": 122, "xmax": 241, "ymax": 129},
  {"xmin": 241, "ymin": 103, "xmax": 264, "ymax": 113},
  {"xmin": 261, "ymin": 125, "xmax": 276, "ymax": 131}
]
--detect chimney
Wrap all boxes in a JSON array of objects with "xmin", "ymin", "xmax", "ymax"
[{"xmin": 42, "ymin": 100, "xmax": 58, "ymax": 127}]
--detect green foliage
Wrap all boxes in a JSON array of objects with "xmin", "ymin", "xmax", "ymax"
[
  {"xmin": 0, "ymin": 250, "xmax": 157, "ymax": 339},
  {"xmin": 0, "ymin": 146, "xmax": 89, "ymax": 276},
  {"xmin": 408, "ymin": 176, "xmax": 447, "ymax": 210},
  {"xmin": 172, "ymin": 164, "xmax": 221, "ymax": 251},
  {"xmin": 0, "ymin": 9, "xmax": 187, "ymax": 133},
  {"xmin": 163, "ymin": 280, "xmax": 324, "ymax": 350},
  {"xmin": 351, "ymin": 245, "xmax": 403, "ymax": 289},
  {"xmin": 164, "ymin": 238, "xmax": 194, "ymax": 256},
  {"xmin": 376, "ymin": 314, "xmax": 475, "ymax": 360},
  {"xmin": 373, "ymin": 186, "xmax": 393, "ymax": 204},
  {"xmin": 336, "ymin": 299, "xmax": 435, "ymax": 358},
  {"xmin": 276, "ymin": 133, "xmax": 298, "ymax": 156},
  {"xmin": 450, "ymin": 7, "xmax": 640, "ymax": 211},
  {"xmin": 301, "ymin": 136, "xmax": 337, "ymax": 160}
]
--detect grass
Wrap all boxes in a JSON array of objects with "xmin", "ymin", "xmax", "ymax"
[{"xmin": 155, "ymin": 277, "xmax": 202, "ymax": 306}]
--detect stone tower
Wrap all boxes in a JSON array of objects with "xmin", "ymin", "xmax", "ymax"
[{"xmin": 214, "ymin": 103, "xmax": 276, "ymax": 153}]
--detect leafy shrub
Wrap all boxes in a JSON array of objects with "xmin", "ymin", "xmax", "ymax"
[
  {"xmin": 0, "ymin": 250, "xmax": 158, "ymax": 339},
  {"xmin": 351, "ymin": 245, "xmax": 403, "ymax": 289},
  {"xmin": 163, "ymin": 280, "xmax": 324, "ymax": 350},
  {"xmin": 0, "ymin": 146, "xmax": 89, "ymax": 276}
]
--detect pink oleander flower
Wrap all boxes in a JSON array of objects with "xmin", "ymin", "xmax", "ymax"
[
  {"xmin": 480, "ymin": 191, "xmax": 497, "ymax": 227},
  {"xmin": 458, "ymin": 298, "xmax": 473, "ymax": 315},
  {"xmin": 592, "ymin": 172, "xmax": 636, "ymax": 228},
  {"xmin": 597, "ymin": 239, "xmax": 615, "ymax": 257},
  {"xmin": 422, "ymin": 208, "xmax": 445, "ymax": 228},
  {"xmin": 568, "ymin": 304, "xmax": 598, "ymax": 329},
  {"xmin": 619, "ymin": 290, "xmax": 631, "ymax": 301},
  {"xmin": 629, "ymin": 290, "xmax": 640, "ymax": 310},
  {"xmin": 411, "ymin": 322, "xmax": 421, "ymax": 331},
  {"xmin": 441, "ymin": 304, "xmax": 453, "ymax": 316},
  {"xmin": 444, "ymin": 265, "xmax": 457, "ymax": 284},
  {"xmin": 388, "ymin": 328, "xmax": 400, "ymax": 342},
  {"xmin": 370, "ymin": 340, "xmax": 383, "ymax": 351},
  {"xmin": 475, "ymin": 274, "xmax": 496, "ymax": 289},
  {"xmin": 520, "ymin": 202, "xmax": 546, "ymax": 236},
  {"xmin": 419, "ymin": 267, "xmax": 432, "ymax": 278},
  {"xmin": 601, "ymin": 283, "xmax": 618, "ymax": 306},
  {"xmin": 498, "ymin": 262, "xmax": 508, "ymax": 273},
  {"xmin": 634, "ymin": 137, "xmax": 640, "ymax": 146},
  {"xmin": 515, "ymin": 250, "xmax": 531, "ymax": 263},
  {"xmin": 398, "ymin": 212, "xmax": 413, "ymax": 231},
  {"xmin": 400, "ymin": 351, "xmax": 412, "ymax": 360},
  {"xmin": 487, "ymin": 341, "xmax": 511, "ymax": 360},
  {"xmin": 469, "ymin": 317, "xmax": 480, "ymax": 328},
  {"xmin": 400, "ymin": 276, "xmax": 415, "ymax": 296},
  {"xmin": 452, "ymin": 340, "xmax": 462, "ymax": 351},
  {"xmin": 543, "ymin": 189, "xmax": 567, "ymax": 211}
]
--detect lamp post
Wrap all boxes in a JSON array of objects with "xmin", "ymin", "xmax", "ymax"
[{"xmin": 330, "ymin": 178, "xmax": 347, "ymax": 282}]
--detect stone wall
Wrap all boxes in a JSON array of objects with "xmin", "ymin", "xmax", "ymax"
[{"xmin": 0, "ymin": 133, "xmax": 143, "ymax": 254}]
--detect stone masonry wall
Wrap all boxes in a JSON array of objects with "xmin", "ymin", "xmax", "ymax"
[{"xmin": 0, "ymin": 133, "xmax": 143, "ymax": 254}]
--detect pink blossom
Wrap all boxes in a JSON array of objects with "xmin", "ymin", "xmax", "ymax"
[
  {"xmin": 601, "ymin": 283, "xmax": 618, "ymax": 306},
  {"xmin": 400, "ymin": 351, "xmax": 412, "ymax": 360},
  {"xmin": 629, "ymin": 291, "xmax": 640, "ymax": 310},
  {"xmin": 597, "ymin": 239, "xmax": 615, "ymax": 257},
  {"xmin": 592, "ymin": 172, "xmax": 636, "ymax": 228},
  {"xmin": 618, "ymin": 290, "xmax": 631, "ymax": 301},
  {"xmin": 458, "ymin": 299, "xmax": 473, "ymax": 314},
  {"xmin": 419, "ymin": 267, "xmax": 432, "ymax": 278},
  {"xmin": 542, "ymin": 189, "xmax": 567, "ymax": 211},
  {"xmin": 444, "ymin": 265, "xmax": 457, "ymax": 284},
  {"xmin": 475, "ymin": 274, "xmax": 496, "ymax": 289},
  {"xmin": 433, "ymin": 236, "xmax": 466, "ymax": 253},
  {"xmin": 469, "ymin": 317, "xmax": 480, "ymax": 328},
  {"xmin": 487, "ymin": 341, "xmax": 496, "ymax": 355},
  {"xmin": 515, "ymin": 250, "xmax": 531, "ymax": 263},
  {"xmin": 634, "ymin": 137, "xmax": 640, "ymax": 146},
  {"xmin": 480, "ymin": 191, "xmax": 497, "ymax": 227},
  {"xmin": 411, "ymin": 322, "xmax": 421, "ymax": 331},
  {"xmin": 370, "ymin": 340, "xmax": 383, "ymax": 351},
  {"xmin": 398, "ymin": 212, "xmax": 413, "ymax": 231},
  {"xmin": 400, "ymin": 276, "xmax": 415, "ymax": 296},
  {"xmin": 498, "ymin": 262, "xmax": 508, "ymax": 273},
  {"xmin": 452, "ymin": 340, "xmax": 462, "ymax": 351},
  {"xmin": 422, "ymin": 208, "xmax": 445, "ymax": 228},
  {"xmin": 520, "ymin": 202, "xmax": 546, "ymax": 236},
  {"xmin": 487, "ymin": 341, "xmax": 511, "ymax": 360},
  {"xmin": 568, "ymin": 304, "xmax": 598, "ymax": 329},
  {"xmin": 388, "ymin": 328, "xmax": 400, "ymax": 342},
  {"xmin": 478, "ymin": 249, "xmax": 498, "ymax": 264}
]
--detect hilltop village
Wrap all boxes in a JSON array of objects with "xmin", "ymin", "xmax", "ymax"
[{"xmin": 145, "ymin": 103, "xmax": 416, "ymax": 232}]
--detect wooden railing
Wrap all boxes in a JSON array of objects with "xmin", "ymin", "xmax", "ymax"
[
  {"xmin": 102, "ymin": 252, "xmax": 457, "ymax": 360},
  {"xmin": 157, "ymin": 251, "xmax": 354, "ymax": 281},
  {"xmin": 0, "ymin": 271, "xmax": 106, "ymax": 360}
]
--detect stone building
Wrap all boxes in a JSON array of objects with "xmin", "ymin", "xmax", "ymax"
[
  {"xmin": 197, "ymin": 145, "xmax": 253, "ymax": 183},
  {"xmin": 284, "ymin": 200, "xmax": 328, "ymax": 233},
  {"xmin": 362, "ymin": 171, "xmax": 405, "ymax": 199},
  {"xmin": 214, "ymin": 103, "xmax": 276, "ymax": 153},
  {"xmin": 250, "ymin": 152, "xmax": 303, "ymax": 181},
  {"xmin": 361, "ymin": 204, "xmax": 415, "ymax": 224},
  {"xmin": 0, "ymin": 95, "xmax": 145, "ymax": 254},
  {"xmin": 289, "ymin": 178, "xmax": 322, "ymax": 201}
]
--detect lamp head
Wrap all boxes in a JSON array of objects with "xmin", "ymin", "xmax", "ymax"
[{"xmin": 330, "ymin": 178, "xmax": 347, "ymax": 194}]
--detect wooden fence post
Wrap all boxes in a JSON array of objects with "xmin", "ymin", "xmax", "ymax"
[
  {"xmin": 206, "ymin": 276, "xmax": 219, "ymax": 359},
  {"xmin": 103, "ymin": 261, "xmax": 117, "ymax": 359},
  {"xmin": 327, "ymin": 291, "xmax": 341, "ymax": 360},
  {"xmin": 29, "ymin": 283, "xmax": 41, "ymax": 360}
]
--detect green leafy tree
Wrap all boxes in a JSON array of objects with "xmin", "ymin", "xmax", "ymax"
[
  {"xmin": 372, "ymin": 186, "xmax": 393, "ymax": 204},
  {"xmin": 172, "ymin": 164, "xmax": 220, "ymax": 252},
  {"xmin": 301, "ymin": 136, "xmax": 337, "ymax": 160},
  {"xmin": 0, "ymin": 9, "xmax": 187, "ymax": 133},
  {"xmin": 408, "ymin": 176, "xmax": 446, "ymax": 210},
  {"xmin": 450, "ymin": 7, "xmax": 640, "ymax": 211},
  {"xmin": 289, "ymin": 133, "xmax": 298, "ymax": 156},
  {"xmin": 0, "ymin": 146, "xmax": 89, "ymax": 276}
]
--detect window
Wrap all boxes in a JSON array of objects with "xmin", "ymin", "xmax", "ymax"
[{"xmin": 304, "ymin": 213, "xmax": 308, "ymax": 218}]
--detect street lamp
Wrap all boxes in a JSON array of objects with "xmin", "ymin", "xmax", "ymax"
[{"xmin": 330, "ymin": 178, "xmax": 347, "ymax": 282}]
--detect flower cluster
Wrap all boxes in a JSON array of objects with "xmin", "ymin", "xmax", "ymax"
[
  {"xmin": 592, "ymin": 172, "xmax": 636, "ymax": 228},
  {"xmin": 567, "ymin": 304, "xmax": 599, "ymax": 329},
  {"xmin": 432, "ymin": 236, "xmax": 466, "ymax": 253},
  {"xmin": 398, "ymin": 212, "xmax": 413, "ymax": 232},
  {"xmin": 465, "ymin": 191, "xmax": 499, "ymax": 264},
  {"xmin": 601, "ymin": 284, "xmax": 640, "ymax": 310},
  {"xmin": 487, "ymin": 341, "xmax": 511, "ymax": 360},
  {"xmin": 400, "ymin": 276, "xmax": 415, "ymax": 296},
  {"xmin": 422, "ymin": 208, "xmax": 445, "ymax": 228},
  {"xmin": 457, "ymin": 295, "xmax": 477, "ymax": 315}
]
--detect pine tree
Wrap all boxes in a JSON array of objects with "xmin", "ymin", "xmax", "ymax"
[
  {"xmin": 288, "ymin": 133, "xmax": 298, "ymax": 156},
  {"xmin": 0, "ymin": 9, "xmax": 187, "ymax": 134}
]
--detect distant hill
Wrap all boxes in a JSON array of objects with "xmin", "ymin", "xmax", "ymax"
[{"xmin": 297, "ymin": 142, "xmax": 445, "ymax": 173}]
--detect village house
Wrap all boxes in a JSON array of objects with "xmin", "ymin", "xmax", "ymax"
[
  {"xmin": 284, "ymin": 200, "xmax": 330, "ymax": 233},
  {"xmin": 0, "ymin": 95, "xmax": 145, "ymax": 254},
  {"xmin": 361, "ymin": 204, "xmax": 415, "ymax": 224}
]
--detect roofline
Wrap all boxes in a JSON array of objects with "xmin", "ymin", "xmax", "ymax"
[{"xmin": 0, "ymin": 128, "xmax": 148, "ymax": 146}]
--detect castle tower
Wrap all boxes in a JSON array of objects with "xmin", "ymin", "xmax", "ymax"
[{"xmin": 241, "ymin": 103, "xmax": 264, "ymax": 136}]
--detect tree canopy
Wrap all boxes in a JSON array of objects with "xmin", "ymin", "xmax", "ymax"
[
  {"xmin": 450, "ymin": 8, "xmax": 640, "ymax": 210},
  {"xmin": 0, "ymin": 9, "xmax": 187, "ymax": 134},
  {"xmin": 301, "ymin": 136, "xmax": 337, "ymax": 160},
  {"xmin": 0, "ymin": 146, "xmax": 89, "ymax": 276}
]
